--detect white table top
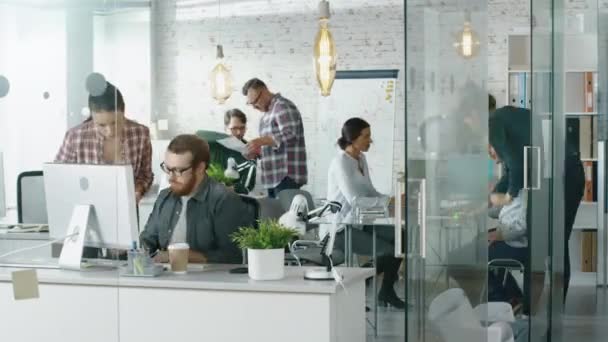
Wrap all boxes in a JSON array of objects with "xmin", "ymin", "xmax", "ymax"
[
  {"xmin": 0, "ymin": 230, "xmax": 49, "ymax": 240},
  {"xmin": 0, "ymin": 264, "xmax": 374, "ymax": 294}
]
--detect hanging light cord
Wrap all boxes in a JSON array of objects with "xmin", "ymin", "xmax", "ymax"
[{"xmin": 217, "ymin": 0, "xmax": 222, "ymax": 46}]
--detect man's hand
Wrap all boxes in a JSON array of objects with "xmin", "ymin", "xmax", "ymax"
[
  {"xmin": 135, "ymin": 185, "xmax": 146, "ymax": 204},
  {"xmin": 490, "ymin": 193, "xmax": 512, "ymax": 207},
  {"xmin": 246, "ymin": 136, "xmax": 274, "ymax": 155},
  {"xmin": 188, "ymin": 249, "xmax": 208, "ymax": 264},
  {"xmin": 135, "ymin": 191, "xmax": 143, "ymax": 203},
  {"xmin": 153, "ymin": 250, "xmax": 169, "ymax": 263}
]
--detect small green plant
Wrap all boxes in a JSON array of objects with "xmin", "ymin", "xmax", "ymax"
[
  {"xmin": 231, "ymin": 219, "xmax": 298, "ymax": 250},
  {"xmin": 207, "ymin": 162, "xmax": 237, "ymax": 186}
]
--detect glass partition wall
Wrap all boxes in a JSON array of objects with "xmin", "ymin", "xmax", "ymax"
[{"xmin": 0, "ymin": 0, "xmax": 584, "ymax": 341}]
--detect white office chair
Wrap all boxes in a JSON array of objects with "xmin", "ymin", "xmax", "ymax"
[{"xmin": 428, "ymin": 288, "xmax": 515, "ymax": 342}]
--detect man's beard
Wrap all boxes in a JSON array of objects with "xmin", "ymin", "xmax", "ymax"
[{"xmin": 170, "ymin": 175, "xmax": 198, "ymax": 196}]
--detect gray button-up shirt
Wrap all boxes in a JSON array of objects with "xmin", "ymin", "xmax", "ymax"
[{"xmin": 140, "ymin": 177, "xmax": 255, "ymax": 264}]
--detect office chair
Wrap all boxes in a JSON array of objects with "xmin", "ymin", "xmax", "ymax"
[
  {"xmin": 429, "ymin": 288, "xmax": 515, "ymax": 342},
  {"xmin": 258, "ymin": 197, "xmax": 285, "ymax": 220},
  {"xmin": 237, "ymin": 195, "xmax": 260, "ymax": 265},
  {"xmin": 481, "ymin": 258, "xmax": 527, "ymax": 314},
  {"xmin": 17, "ymin": 171, "xmax": 48, "ymax": 224},
  {"xmin": 277, "ymin": 189, "xmax": 315, "ymax": 212}
]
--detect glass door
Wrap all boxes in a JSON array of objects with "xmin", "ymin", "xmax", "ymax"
[{"xmin": 405, "ymin": 1, "xmax": 491, "ymax": 341}]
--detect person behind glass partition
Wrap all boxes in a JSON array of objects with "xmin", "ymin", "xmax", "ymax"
[
  {"xmin": 489, "ymin": 96, "xmax": 584, "ymax": 303},
  {"xmin": 54, "ymin": 81, "xmax": 153, "ymax": 204},
  {"xmin": 324, "ymin": 117, "xmax": 405, "ymax": 309}
]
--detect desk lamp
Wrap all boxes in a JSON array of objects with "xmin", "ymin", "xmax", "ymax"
[
  {"xmin": 280, "ymin": 195, "xmax": 342, "ymax": 280},
  {"xmin": 224, "ymin": 157, "xmax": 256, "ymax": 190}
]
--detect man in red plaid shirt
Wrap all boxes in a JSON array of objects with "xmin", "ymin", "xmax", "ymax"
[
  {"xmin": 55, "ymin": 82, "xmax": 153, "ymax": 203},
  {"xmin": 242, "ymin": 78, "xmax": 307, "ymax": 198}
]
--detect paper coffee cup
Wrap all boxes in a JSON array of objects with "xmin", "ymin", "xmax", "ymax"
[{"xmin": 168, "ymin": 242, "xmax": 189, "ymax": 273}]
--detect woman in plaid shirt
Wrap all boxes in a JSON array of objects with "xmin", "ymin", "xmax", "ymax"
[{"xmin": 55, "ymin": 82, "xmax": 153, "ymax": 203}]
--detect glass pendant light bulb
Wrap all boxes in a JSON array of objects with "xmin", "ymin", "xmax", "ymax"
[
  {"xmin": 454, "ymin": 19, "xmax": 480, "ymax": 59},
  {"xmin": 210, "ymin": 45, "xmax": 233, "ymax": 104},
  {"xmin": 313, "ymin": 1, "xmax": 337, "ymax": 96}
]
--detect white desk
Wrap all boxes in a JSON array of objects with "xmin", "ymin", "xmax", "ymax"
[
  {"xmin": 0, "ymin": 264, "xmax": 373, "ymax": 342},
  {"xmin": 0, "ymin": 231, "xmax": 51, "ymax": 259}
]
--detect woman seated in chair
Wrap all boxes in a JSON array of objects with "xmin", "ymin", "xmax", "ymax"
[{"xmin": 323, "ymin": 117, "xmax": 405, "ymax": 309}]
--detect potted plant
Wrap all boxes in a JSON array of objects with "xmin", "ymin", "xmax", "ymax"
[
  {"xmin": 231, "ymin": 219, "xmax": 298, "ymax": 280},
  {"xmin": 206, "ymin": 162, "xmax": 237, "ymax": 189}
]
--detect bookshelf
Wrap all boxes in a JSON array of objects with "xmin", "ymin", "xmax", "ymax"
[{"xmin": 507, "ymin": 33, "xmax": 600, "ymax": 273}]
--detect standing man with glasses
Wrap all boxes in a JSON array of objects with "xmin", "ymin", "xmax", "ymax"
[
  {"xmin": 140, "ymin": 134, "xmax": 254, "ymax": 264},
  {"xmin": 242, "ymin": 78, "xmax": 307, "ymax": 198},
  {"xmin": 224, "ymin": 108, "xmax": 248, "ymax": 143}
]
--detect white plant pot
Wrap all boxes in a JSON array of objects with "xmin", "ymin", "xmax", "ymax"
[{"xmin": 247, "ymin": 248, "xmax": 285, "ymax": 280}]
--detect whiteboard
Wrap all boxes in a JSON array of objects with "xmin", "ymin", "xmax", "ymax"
[{"xmin": 312, "ymin": 70, "xmax": 398, "ymax": 198}]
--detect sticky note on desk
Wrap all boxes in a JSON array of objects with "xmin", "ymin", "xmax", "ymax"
[{"xmin": 11, "ymin": 269, "xmax": 40, "ymax": 300}]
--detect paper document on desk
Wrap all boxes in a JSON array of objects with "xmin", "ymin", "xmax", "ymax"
[{"xmin": 217, "ymin": 136, "xmax": 247, "ymax": 155}]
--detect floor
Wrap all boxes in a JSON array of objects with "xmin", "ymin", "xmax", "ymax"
[
  {"xmin": 365, "ymin": 272, "xmax": 608, "ymax": 342},
  {"xmin": 561, "ymin": 273, "xmax": 608, "ymax": 342}
]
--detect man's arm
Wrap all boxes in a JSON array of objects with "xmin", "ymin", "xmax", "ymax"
[
  {"xmin": 246, "ymin": 102, "xmax": 302, "ymax": 151},
  {"xmin": 271, "ymin": 102, "xmax": 301, "ymax": 148},
  {"xmin": 139, "ymin": 193, "xmax": 164, "ymax": 253}
]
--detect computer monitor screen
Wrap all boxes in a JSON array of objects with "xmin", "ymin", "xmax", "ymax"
[
  {"xmin": 43, "ymin": 163, "xmax": 138, "ymax": 249},
  {"xmin": 0, "ymin": 152, "xmax": 5, "ymax": 219}
]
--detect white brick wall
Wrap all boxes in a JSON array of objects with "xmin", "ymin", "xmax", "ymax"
[
  {"xmin": 151, "ymin": 0, "xmax": 405, "ymax": 194},
  {"xmin": 150, "ymin": 0, "xmax": 600, "ymax": 194}
]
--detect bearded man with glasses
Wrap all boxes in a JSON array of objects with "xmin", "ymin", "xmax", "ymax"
[{"xmin": 140, "ymin": 134, "xmax": 255, "ymax": 264}]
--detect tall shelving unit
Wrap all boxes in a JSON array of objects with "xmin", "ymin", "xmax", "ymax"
[{"xmin": 507, "ymin": 33, "xmax": 601, "ymax": 284}]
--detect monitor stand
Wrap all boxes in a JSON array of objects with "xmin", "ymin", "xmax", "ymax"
[{"xmin": 58, "ymin": 204, "xmax": 93, "ymax": 270}]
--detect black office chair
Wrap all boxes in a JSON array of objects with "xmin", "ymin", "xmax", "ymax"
[
  {"xmin": 17, "ymin": 171, "xmax": 47, "ymax": 224},
  {"xmin": 237, "ymin": 195, "xmax": 260, "ymax": 266}
]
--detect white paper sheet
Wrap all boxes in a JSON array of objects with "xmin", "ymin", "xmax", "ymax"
[{"xmin": 217, "ymin": 136, "xmax": 247, "ymax": 155}]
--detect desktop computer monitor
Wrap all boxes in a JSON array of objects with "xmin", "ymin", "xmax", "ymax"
[{"xmin": 43, "ymin": 163, "xmax": 138, "ymax": 269}]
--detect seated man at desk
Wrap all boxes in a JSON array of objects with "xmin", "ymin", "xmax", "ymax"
[{"xmin": 140, "ymin": 134, "xmax": 254, "ymax": 264}]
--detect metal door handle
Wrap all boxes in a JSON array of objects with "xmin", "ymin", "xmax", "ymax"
[
  {"xmin": 394, "ymin": 173, "xmax": 405, "ymax": 258},
  {"xmin": 418, "ymin": 179, "xmax": 426, "ymax": 258},
  {"xmin": 523, "ymin": 146, "xmax": 542, "ymax": 190}
]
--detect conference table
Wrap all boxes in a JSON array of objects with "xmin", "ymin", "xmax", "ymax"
[{"xmin": 0, "ymin": 263, "xmax": 373, "ymax": 342}]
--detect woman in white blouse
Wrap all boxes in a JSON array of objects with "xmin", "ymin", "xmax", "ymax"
[{"xmin": 325, "ymin": 118, "xmax": 405, "ymax": 309}]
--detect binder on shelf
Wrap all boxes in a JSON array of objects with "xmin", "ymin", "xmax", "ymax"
[
  {"xmin": 584, "ymin": 72, "xmax": 594, "ymax": 113},
  {"xmin": 518, "ymin": 73, "xmax": 527, "ymax": 108},
  {"xmin": 581, "ymin": 230, "xmax": 596, "ymax": 272},
  {"xmin": 592, "ymin": 116, "xmax": 598, "ymax": 159},
  {"xmin": 579, "ymin": 117, "xmax": 593, "ymax": 159},
  {"xmin": 509, "ymin": 73, "xmax": 520, "ymax": 106},
  {"xmin": 583, "ymin": 160, "xmax": 594, "ymax": 202}
]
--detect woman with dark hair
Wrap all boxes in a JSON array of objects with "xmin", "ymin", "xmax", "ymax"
[
  {"xmin": 324, "ymin": 117, "xmax": 405, "ymax": 309},
  {"xmin": 55, "ymin": 81, "xmax": 153, "ymax": 203}
]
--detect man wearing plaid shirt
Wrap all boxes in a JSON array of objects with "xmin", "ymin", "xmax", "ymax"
[
  {"xmin": 242, "ymin": 78, "xmax": 307, "ymax": 198},
  {"xmin": 55, "ymin": 82, "xmax": 153, "ymax": 203}
]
